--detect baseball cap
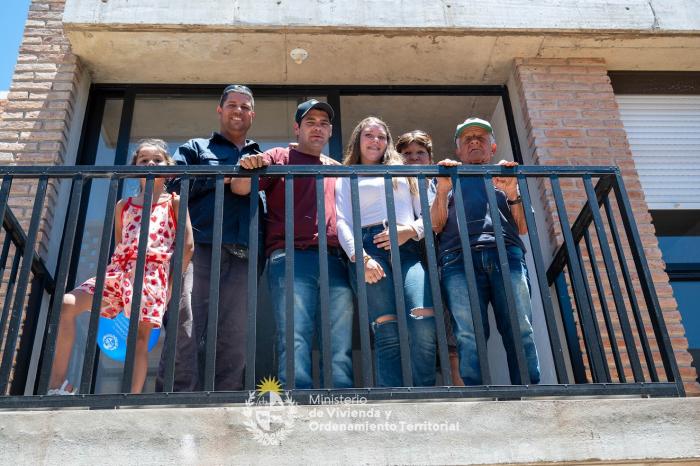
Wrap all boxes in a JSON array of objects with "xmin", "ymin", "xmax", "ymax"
[
  {"xmin": 295, "ymin": 99, "xmax": 335, "ymax": 124},
  {"xmin": 454, "ymin": 117, "xmax": 493, "ymax": 141}
]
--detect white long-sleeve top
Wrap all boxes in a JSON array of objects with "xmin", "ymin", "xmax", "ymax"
[{"xmin": 335, "ymin": 176, "xmax": 425, "ymax": 259}]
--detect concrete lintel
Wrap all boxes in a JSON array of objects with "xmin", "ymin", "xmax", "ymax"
[
  {"xmin": 62, "ymin": 29, "xmax": 700, "ymax": 85},
  {"xmin": 1, "ymin": 397, "xmax": 699, "ymax": 464},
  {"xmin": 63, "ymin": 0, "xmax": 700, "ymax": 34}
]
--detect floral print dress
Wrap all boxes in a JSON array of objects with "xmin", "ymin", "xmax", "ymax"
[{"xmin": 76, "ymin": 194, "xmax": 177, "ymax": 328}]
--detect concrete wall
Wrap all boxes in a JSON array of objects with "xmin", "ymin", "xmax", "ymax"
[
  {"xmin": 1, "ymin": 397, "xmax": 699, "ymax": 464},
  {"xmin": 64, "ymin": 0, "xmax": 700, "ymax": 32},
  {"xmin": 61, "ymin": 1, "xmax": 700, "ymax": 84}
]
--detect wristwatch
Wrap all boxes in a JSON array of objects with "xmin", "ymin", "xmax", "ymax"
[{"xmin": 507, "ymin": 196, "xmax": 522, "ymax": 206}]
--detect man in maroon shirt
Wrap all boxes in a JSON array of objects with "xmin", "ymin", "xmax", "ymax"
[{"xmin": 232, "ymin": 100, "xmax": 354, "ymax": 389}]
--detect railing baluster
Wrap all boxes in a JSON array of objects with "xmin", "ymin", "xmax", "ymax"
[
  {"xmin": 0, "ymin": 176, "xmax": 14, "ymax": 241},
  {"xmin": 583, "ymin": 229, "xmax": 624, "ymax": 381},
  {"xmin": 550, "ymin": 175, "xmax": 608, "ymax": 383},
  {"xmin": 0, "ymin": 176, "xmax": 15, "ymax": 355},
  {"xmin": 37, "ymin": 175, "xmax": 84, "ymax": 395},
  {"xmin": 451, "ymin": 173, "xmax": 491, "ymax": 385},
  {"xmin": 162, "ymin": 176, "xmax": 190, "ymax": 392},
  {"xmin": 574, "ymin": 239, "xmax": 611, "ymax": 382},
  {"xmin": 284, "ymin": 174, "xmax": 295, "ymax": 389},
  {"xmin": 517, "ymin": 175, "xmax": 568, "ymax": 383},
  {"xmin": 583, "ymin": 176, "xmax": 643, "ymax": 382},
  {"xmin": 350, "ymin": 174, "xmax": 373, "ymax": 387},
  {"xmin": 603, "ymin": 196, "xmax": 659, "ymax": 382},
  {"xmin": 553, "ymin": 271, "xmax": 587, "ymax": 382},
  {"xmin": 0, "ymin": 235, "xmax": 12, "ymax": 283},
  {"xmin": 244, "ymin": 175, "xmax": 259, "ymax": 391},
  {"xmin": 383, "ymin": 175, "xmax": 413, "ymax": 387},
  {"xmin": 121, "ymin": 175, "xmax": 155, "ymax": 393},
  {"xmin": 203, "ymin": 175, "xmax": 225, "ymax": 392},
  {"xmin": 315, "ymin": 175, "xmax": 332, "ymax": 389},
  {"xmin": 0, "ymin": 253, "xmax": 21, "ymax": 362},
  {"xmin": 0, "ymin": 176, "xmax": 48, "ymax": 394},
  {"xmin": 484, "ymin": 174, "xmax": 530, "ymax": 385},
  {"xmin": 417, "ymin": 175, "xmax": 451, "ymax": 385},
  {"xmin": 79, "ymin": 177, "xmax": 119, "ymax": 395},
  {"xmin": 612, "ymin": 173, "xmax": 684, "ymax": 395}
]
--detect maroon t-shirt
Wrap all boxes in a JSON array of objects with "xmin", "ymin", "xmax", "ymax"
[{"xmin": 259, "ymin": 147, "xmax": 340, "ymax": 256}]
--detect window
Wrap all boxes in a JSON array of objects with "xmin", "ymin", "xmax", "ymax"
[{"xmin": 652, "ymin": 210, "xmax": 700, "ymax": 384}]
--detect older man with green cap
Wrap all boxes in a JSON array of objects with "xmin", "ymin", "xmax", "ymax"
[{"xmin": 430, "ymin": 117, "xmax": 540, "ymax": 386}]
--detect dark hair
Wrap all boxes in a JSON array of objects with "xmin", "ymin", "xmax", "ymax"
[
  {"xmin": 219, "ymin": 84, "xmax": 254, "ymax": 107},
  {"xmin": 396, "ymin": 130, "xmax": 433, "ymax": 161},
  {"xmin": 130, "ymin": 138, "xmax": 174, "ymax": 165}
]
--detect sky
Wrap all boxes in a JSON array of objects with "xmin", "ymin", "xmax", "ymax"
[{"xmin": 0, "ymin": 0, "xmax": 32, "ymax": 91}]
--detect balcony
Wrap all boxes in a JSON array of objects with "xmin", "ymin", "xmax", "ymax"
[{"xmin": 0, "ymin": 163, "xmax": 685, "ymax": 410}]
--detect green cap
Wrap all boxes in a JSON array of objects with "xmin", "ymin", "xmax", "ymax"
[{"xmin": 454, "ymin": 118, "xmax": 493, "ymax": 141}]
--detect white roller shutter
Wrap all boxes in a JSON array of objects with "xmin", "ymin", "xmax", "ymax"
[{"xmin": 616, "ymin": 95, "xmax": 700, "ymax": 210}]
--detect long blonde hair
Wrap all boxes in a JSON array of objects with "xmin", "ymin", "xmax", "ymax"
[{"xmin": 342, "ymin": 117, "xmax": 418, "ymax": 195}]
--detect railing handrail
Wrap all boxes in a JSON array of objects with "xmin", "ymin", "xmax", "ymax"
[{"xmin": 0, "ymin": 164, "xmax": 621, "ymax": 178}]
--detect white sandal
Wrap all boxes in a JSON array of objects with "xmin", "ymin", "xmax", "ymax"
[{"xmin": 46, "ymin": 380, "xmax": 77, "ymax": 396}]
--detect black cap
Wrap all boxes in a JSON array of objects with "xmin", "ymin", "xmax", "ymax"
[{"xmin": 295, "ymin": 99, "xmax": 334, "ymax": 124}]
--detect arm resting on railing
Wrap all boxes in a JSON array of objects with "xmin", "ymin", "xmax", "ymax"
[
  {"xmin": 231, "ymin": 154, "xmax": 270, "ymax": 195},
  {"xmin": 494, "ymin": 160, "xmax": 528, "ymax": 235},
  {"xmin": 430, "ymin": 160, "xmax": 461, "ymax": 233}
]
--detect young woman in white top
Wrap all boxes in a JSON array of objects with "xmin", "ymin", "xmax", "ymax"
[{"xmin": 335, "ymin": 117, "xmax": 436, "ymax": 387}]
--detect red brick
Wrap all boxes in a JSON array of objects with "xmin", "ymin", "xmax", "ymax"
[
  {"xmin": 544, "ymin": 129, "xmax": 584, "ymax": 138},
  {"xmin": 567, "ymin": 138, "xmax": 610, "ymax": 148}
]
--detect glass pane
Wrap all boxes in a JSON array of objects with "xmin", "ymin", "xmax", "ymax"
[
  {"xmin": 338, "ymin": 95, "xmax": 508, "ymax": 162},
  {"xmin": 657, "ymin": 236, "xmax": 700, "ymax": 264},
  {"xmin": 669, "ymin": 280, "xmax": 700, "ymax": 348},
  {"xmin": 128, "ymin": 95, "xmax": 330, "ymax": 170},
  {"xmin": 66, "ymin": 98, "xmax": 123, "ymax": 391}
]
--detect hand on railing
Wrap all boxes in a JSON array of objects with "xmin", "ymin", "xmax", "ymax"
[
  {"xmin": 239, "ymin": 154, "xmax": 270, "ymax": 170},
  {"xmin": 435, "ymin": 159, "xmax": 462, "ymax": 193},
  {"xmin": 493, "ymin": 160, "xmax": 520, "ymax": 200}
]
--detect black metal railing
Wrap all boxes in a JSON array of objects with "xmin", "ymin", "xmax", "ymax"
[{"xmin": 0, "ymin": 164, "xmax": 685, "ymax": 409}]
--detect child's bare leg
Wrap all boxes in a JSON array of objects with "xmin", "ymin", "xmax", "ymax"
[
  {"xmin": 131, "ymin": 322, "xmax": 154, "ymax": 393},
  {"xmin": 48, "ymin": 290, "xmax": 94, "ymax": 390}
]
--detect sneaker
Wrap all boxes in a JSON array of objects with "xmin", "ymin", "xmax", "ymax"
[{"xmin": 46, "ymin": 380, "xmax": 77, "ymax": 396}]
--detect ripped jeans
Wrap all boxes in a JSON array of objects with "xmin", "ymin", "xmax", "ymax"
[{"xmin": 349, "ymin": 224, "xmax": 436, "ymax": 387}]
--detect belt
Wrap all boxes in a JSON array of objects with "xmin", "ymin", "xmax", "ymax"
[
  {"xmin": 303, "ymin": 245, "xmax": 345, "ymax": 257},
  {"xmin": 222, "ymin": 243, "xmax": 249, "ymax": 260}
]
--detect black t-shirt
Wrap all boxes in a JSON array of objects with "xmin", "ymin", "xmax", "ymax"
[{"xmin": 437, "ymin": 177, "xmax": 526, "ymax": 257}]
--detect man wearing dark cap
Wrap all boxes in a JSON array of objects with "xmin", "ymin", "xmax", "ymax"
[
  {"xmin": 163, "ymin": 84, "xmax": 262, "ymax": 391},
  {"xmin": 233, "ymin": 99, "xmax": 354, "ymax": 389},
  {"xmin": 430, "ymin": 117, "xmax": 540, "ymax": 386}
]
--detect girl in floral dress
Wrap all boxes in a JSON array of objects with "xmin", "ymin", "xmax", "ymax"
[{"xmin": 48, "ymin": 139, "xmax": 194, "ymax": 394}]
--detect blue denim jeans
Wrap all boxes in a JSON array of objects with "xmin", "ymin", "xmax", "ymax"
[
  {"xmin": 350, "ymin": 224, "xmax": 436, "ymax": 387},
  {"xmin": 267, "ymin": 248, "xmax": 354, "ymax": 389},
  {"xmin": 440, "ymin": 245, "xmax": 540, "ymax": 385}
]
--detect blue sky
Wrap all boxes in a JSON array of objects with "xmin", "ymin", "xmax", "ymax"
[{"xmin": 0, "ymin": 0, "xmax": 32, "ymax": 91}]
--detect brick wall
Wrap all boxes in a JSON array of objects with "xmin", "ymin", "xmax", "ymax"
[
  {"xmin": 512, "ymin": 57, "xmax": 698, "ymax": 395},
  {"xmin": 0, "ymin": 0, "xmax": 84, "ymax": 390},
  {"xmin": 0, "ymin": 0, "xmax": 82, "ymax": 250}
]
